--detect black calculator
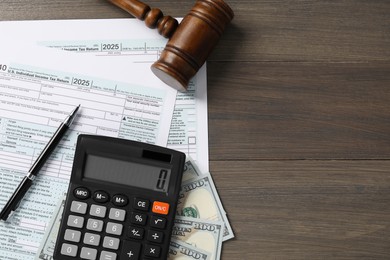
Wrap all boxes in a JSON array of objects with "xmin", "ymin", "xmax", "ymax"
[{"xmin": 53, "ymin": 135, "xmax": 186, "ymax": 260}]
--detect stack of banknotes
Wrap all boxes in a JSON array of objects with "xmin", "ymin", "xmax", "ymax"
[{"xmin": 35, "ymin": 158, "xmax": 234, "ymax": 260}]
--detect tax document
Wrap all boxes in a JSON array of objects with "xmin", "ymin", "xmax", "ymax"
[
  {"xmin": 0, "ymin": 19, "xmax": 209, "ymax": 173},
  {"xmin": 0, "ymin": 43, "xmax": 176, "ymax": 259}
]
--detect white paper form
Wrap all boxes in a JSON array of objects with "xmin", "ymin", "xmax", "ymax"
[
  {"xmin": 0, "ymin": 43, "xmax": 176, "ymax": 259},
  {"xmin": 0, "ymin": 19, "xmax": 209, "ymax": 173}
]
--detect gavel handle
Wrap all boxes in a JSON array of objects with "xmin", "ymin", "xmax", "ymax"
[{"xmin": 107, "ymin": 0, "xmax": 178, "ymax": 38}]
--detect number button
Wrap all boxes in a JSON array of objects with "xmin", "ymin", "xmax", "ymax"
[
  {"xmin": 83, "ymin": 232, "xmax": 101, "ymax": 246},
  {"xmin": 67, "ymin": 215, "xmax": 84, "ymax": 229},
  {"xmin": 109, "ymin": 208, "xmax": 126, "ymax": 221},
  {"xmin": 106, "ymin": 222, "xmax": 123, "ymax": 236},
  {"xmin": 103, "ymin": 236, "xmax": 120, "ymax": 250},
  {"xmin": 133, "ymin": 198, "xmax": 149, "ymax": 211},
  {"xmin": 70, "ymin": 201, "xmax": 88, "ymax": 214},
  {"xmin": 64, "ymin": 229, "xmax": 81, "ymax": 242},
  {"xmin": 89, "ymin": 204, "xmax": 107, "ymax": 218},
  {"xmin": 60, "ymin": 243, "xmax": 78, "ymax": 257},
  {"xmin": 130, "ymin": 212, "xmax": 147, "ymax": 226},
  {"xmin": 86, "ymin": 218, "xmax": 104, "ymax": 232}
]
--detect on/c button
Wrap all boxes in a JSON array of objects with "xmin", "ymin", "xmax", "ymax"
[{"xmin": 152, "ymin": 201, "xmax": 170, "ymax": 215}]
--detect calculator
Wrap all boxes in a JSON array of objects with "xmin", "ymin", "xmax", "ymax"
[{"xmin": 53, "ymin": 135, "xmax": 186, "ymax": 260}]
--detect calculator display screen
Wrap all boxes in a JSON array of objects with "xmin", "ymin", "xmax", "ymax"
[{"xmin": 83, "ymin": 154, "xmax": 171, "ymax": 192}]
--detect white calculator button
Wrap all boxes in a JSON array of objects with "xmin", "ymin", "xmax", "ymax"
[
  {"xmin": 60, "ymin": 243, "xmax": 78, "ymax": 257},
  {"xmin": 64, "ymin": 229, "xmax": 81, "ymax": 242},
  {"xmin": 67, "ymin": 215, "xmax": 84, "ymax": 229},
  {"xmin": 103, "ymin": 236, "xmax": 120, "ymax": 250},
  {"xmin": 106, "ymin": 222, "xmax": 123, "ymax": 236},
  {"xmin": 109, "ymin": 208, "xmax": 126, "ymax": 221},
  {"xmin": 83, "ymin": 232, "xmax": 101, "ymax": 246},
  {"xmin": 70, "ymin": 201, "xmax": 88, "ymax": 214},
  {"xmin": 100, "ymin": 251, "xmax": 117, "ymax": 260},
  {"xmin": 89, "ymin": 204, "xmax": 107, "ymax": 218},
  {"xmin": 80, "ymin": 247, "xmax": 98, "ymax": 260},
  {"xmin": 86, "ymin": 218, "xmax": 104, "ymax": 232}
]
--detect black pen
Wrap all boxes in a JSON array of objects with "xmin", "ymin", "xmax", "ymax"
[{"xmin": 0, "ymin": 105, "xmax": 80, "ymax": 221}]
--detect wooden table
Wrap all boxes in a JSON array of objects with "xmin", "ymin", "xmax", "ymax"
[{"xmin": 1, "ymin": 0, "xmax": 389, "ymax": 259}]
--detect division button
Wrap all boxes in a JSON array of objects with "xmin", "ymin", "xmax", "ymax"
[{"xmin": 147, "ymin": 230, "xmax": 164, "ymax": 243}]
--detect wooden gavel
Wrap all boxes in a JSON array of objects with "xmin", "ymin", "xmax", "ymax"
[{"xmin": 107, "ymin": 0, "xmax": 234, "ymax": 91}]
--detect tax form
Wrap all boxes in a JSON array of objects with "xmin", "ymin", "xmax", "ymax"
[
  {"xmin": 0, "ymin": 43, "xmax": 176, "ymax": 259},
  {"xmin": 0, "ymin": 19, "xmax": 209, "ymax": 173}
]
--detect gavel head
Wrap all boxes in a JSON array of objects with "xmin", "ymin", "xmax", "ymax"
[{"xmin": 151, "ymin": 0, "xmax": 234, "ymax": 91}]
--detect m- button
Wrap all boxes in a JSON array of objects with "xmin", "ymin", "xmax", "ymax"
[{"xmin": 133, "ymin": 198, "xmax": 149, "ymax": 211}]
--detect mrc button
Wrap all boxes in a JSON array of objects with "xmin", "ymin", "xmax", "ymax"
[
  {"xmin": 152, "ymin": 201, "xmax": 170, "ymax": 215},
  {"xmin": 74, "ymin": 187, "xmax": 90, "ymax": 199}
]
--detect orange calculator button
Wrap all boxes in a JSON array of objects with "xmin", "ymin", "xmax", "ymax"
[{"xmin": 152, "ymin": 201, "xmax": 170, "ymax": 215}]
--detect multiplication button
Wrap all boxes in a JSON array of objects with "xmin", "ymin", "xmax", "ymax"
[{"xmin": 144, "ymin": 244, "xmax": 161, "ymax": 258}]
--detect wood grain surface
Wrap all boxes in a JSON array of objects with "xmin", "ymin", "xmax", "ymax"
[{"xmin": 1, "ymin": 0, "xmax": 389, "ymax": 259}]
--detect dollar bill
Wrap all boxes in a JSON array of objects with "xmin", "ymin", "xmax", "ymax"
[
  {"xmin": 182, "ymin": 156, "xmax": 203, "ymax": 182},
  {"xmin": 173, "ymin": 216, "xmax": 224, "ymax": 260},
  {"xmin": 35, "ymin": 195, "xmax": 65, "ymax": 260},
  {"xmin": 169, "ymin": 239, "xmax": 211, "ymax": 260},
  {"xmin": 177, "ymin": 172, "xmax": 234, "ymax": 241}
]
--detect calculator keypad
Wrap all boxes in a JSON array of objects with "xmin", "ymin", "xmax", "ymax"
[{"xmin": 59, "ymin": 187, "xmax": 172, "ymax": 259}]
